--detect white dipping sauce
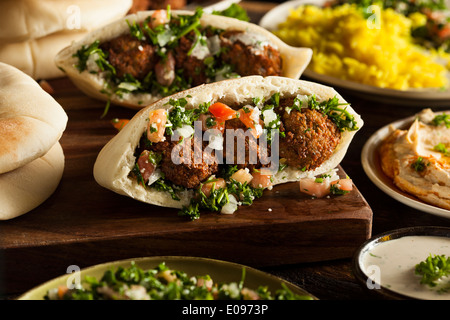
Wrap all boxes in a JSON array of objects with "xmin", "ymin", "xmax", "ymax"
[{"xmin": 361, "ymin": 236, "xmax": 450, "ymax": 300}]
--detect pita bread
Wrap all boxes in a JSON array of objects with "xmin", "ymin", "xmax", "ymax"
[
  {"xmin": 0, "ymin": 142, "xmax": 65, "ymax": 220},
  {"xmin": 0, "ymin": 0, "xmax": 132, "ymax": 43},
  {"xmin": 93, "ymin": 76, "xmax": 363, "ymax": 210},
  {"xmin": 55, "ymin": 10, "xmax": 313, "ymax": 109},
  {"xmin": 0, "ymin": 62, "xmax": 68, "ymax": 174},
  {"xmin": 0, "ymin": 30, "xmax": 88, "ymax": 80}
]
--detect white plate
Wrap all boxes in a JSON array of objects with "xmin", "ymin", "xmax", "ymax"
[
  {"xmin": 259, "ymin": 0, "xmax": 450, "ymax": 107},
  {"xmin": 361, "ymin": 112, "xmax": 450, "ymax": 219}
]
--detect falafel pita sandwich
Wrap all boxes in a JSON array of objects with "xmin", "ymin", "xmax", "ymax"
[
  {"xmin": 55, "ymin": 8, "xmax": 313, "ymax": 109},
  {"xmin": 93, "ymin": 76, "xmax": 363, "ymax": 219}
]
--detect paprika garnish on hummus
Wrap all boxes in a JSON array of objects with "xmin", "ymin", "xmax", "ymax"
[{"xmin": 380, "ymin": 109, "xmax": 450, "ymax": 210}]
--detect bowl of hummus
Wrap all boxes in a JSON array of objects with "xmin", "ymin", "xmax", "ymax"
[{"xmin": 362, "ymin": 108, "xmax": 450, "ymax": 217}]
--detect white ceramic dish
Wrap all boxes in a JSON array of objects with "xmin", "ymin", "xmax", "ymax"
[
  {"xmin": 361, "ymin": 112, "xmax": 450, "ymax": 219},
  {"xmin": 352, "ymin": 226, "xmax": 450, "ymax": 300},
  {"xmin": 259, "ymin": 0, "xmax": 450, "ymax": 107}
]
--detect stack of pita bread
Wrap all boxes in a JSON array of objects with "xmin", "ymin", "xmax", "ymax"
[
  {"xmin": 0, "ymin": 0, "xmax": 132, "ymax": 80},
  {"xmin": 0, "ymin": 62, "xmax": 68, "ymax": 220}
]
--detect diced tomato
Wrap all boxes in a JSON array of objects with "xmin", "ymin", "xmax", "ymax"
[
  {"xmin": 196, "ymin": 277, "xmax": 213, "ymax": 291},
  {"xmin": 230, "ymin": 168, "xmax": 253, "ymax": 185},
  {"xmin": 250, "ymin": 170, "xmax": 272, "ymax": 189},
  {"xmin": 331, "ymin": 178, "xmax": 353, "ymax": 191},
  {"xmin": 241, "ymin": 287, "xmax": 260, "ymax": 300},
  {"xmin": 198, "ymin": 113, "xmax": 225, "ymax": 133},
  {"xmin": 237, "ymin": 107, "xmax": 263, "ymax": 138},
  {"xmin": 137, "ymin": 150, "xmax": 156, "ymax": 184},
  {"xmin": 237, "ymin": 107, "xmax": 255, "ymax": 128},
  {"xmin": 209, "ymin": 102, "xmax": 239, "ymax": 121},
  {"xmin": 111, "ymin": 118, "xmax": 129, "ymax": 131},
  {"xmin": 57, "ymin": 286, "xmax": 69, "ymax": 299},
  {"xmin": 147, "ymin": 109, "xmax": 167, "ymax": 143},
  {"xmin": 438, "ymin": 25, "xmax": 450, "ymax": 40},
  {"xmin": 299, "ymin": 178, "xmax": 330, "ymax": 198},
  {"xmin": 150, "ymin": 10, "xmax": 170, "ymax": 28},
  {"xmin": 201, "ymin": 178, "xmax": 226, "ymax": 198}
]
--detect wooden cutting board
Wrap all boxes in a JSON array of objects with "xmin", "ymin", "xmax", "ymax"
[{"xmin": 0, "ymin": 77, "xmax": 372, "ymax": 296}]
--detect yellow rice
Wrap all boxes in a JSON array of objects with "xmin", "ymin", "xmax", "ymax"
[{"xmin": 273, "ymin": 4, "xmax": 450, "ymax": 90}]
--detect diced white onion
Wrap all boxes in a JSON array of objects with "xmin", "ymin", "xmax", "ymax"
[
  {"xmin": 86, "ymin": 52, "xmax": 100, "ymax": 72},
  {"xmin": 229, "ymin": 32, "xmax": 272, "ymax": 50},
  {"xmin": 118, "ymin": 82, "xmax": 139, "ymax": 92},
  {"xmin": 250, "ymin": 106, "xmax": 260, "ymax": 123},
  {"xmin": 254, "ymin": 124, "xmax": 263, "ymax": 137},
  {"xmin": 157, "ymin": 28, "xmax": 175, "ymax": 47},
  {"xmin": 190, "ymin": 35, "xmax": 210, "ymax": 60},
  {"xmin": 263, "ymin": 109, "xmax": 277, "ymax": 127},
  {"xmin": 147, "ymin": 169, "xmax": 162, "ymax": 186},
  {"xmin": 175, "ymin": 124, "xmax": 194, "ymax": 138},
  {"xmin": 208, "ymin": 133, "xmax": 224, "ymax": 150},
  {"xmin": 207, "ymin": 35, "xmax": 221, "ymax": 56},
  {"xmin": 221, "ymin": 195, "xmax": 238, "ymax": 214},
  {"xmin": 295, "ymin": 94, "xmax": 309, "ymax": 107}
]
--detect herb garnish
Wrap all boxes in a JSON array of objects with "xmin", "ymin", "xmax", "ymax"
[
  {"xmin": 164, "ymin": 98, "xmax": 210, "ymax": 135},
  {"xmin": 228, "ymin": 179, "xmax": 264, "ymax": 206},
  {"xmin": 152, "ymin": 178, "xmax": 183, "ymax": 201},
  {"xmin": 179, "ymin": 166, "xmax": 265, "ymax": 220},
  {"xmin": 330, "ymin": 183, "xmax": 351, "ymax": 195},
  {"xmin": 432, "ymin": 113, "xmax": 450, "ymax": 128},
  {"xmin": 212, "ymin": 3, "xmax": 250, "ymax": 22},
  {"xmin": 73, "ymin": 40, "xmax": 116, "ymax": 75},
  {"xmin": 179, "ymin": 182, "xmax": 229, "ymax": 220},
  {"xmin": 411, "ymin": 156, "xmax": 429, "ymax": 172},
  {"xmin": 415, "ymin": 254, "xmax": 450, "ymax": 289},
  {"xmin": 308, "ymin": 95, "xmax": 359, "ymax": 132},
  {"xmin": 434, "ymin": 143, "xmax": 450, "ymax": 156}
]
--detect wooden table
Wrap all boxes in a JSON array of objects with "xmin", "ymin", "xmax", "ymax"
[{"xmin": 1, "ymin": 1, "xmax": 450, "ymax": 301}]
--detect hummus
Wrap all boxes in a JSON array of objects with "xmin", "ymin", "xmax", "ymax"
[{"xmin": 380, "ymin": 109, "xmax": 450, "ymax": 210}]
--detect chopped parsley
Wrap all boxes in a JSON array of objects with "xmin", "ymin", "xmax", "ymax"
[
  {"xmin": 152, "ymin": 178, "xmax": 183, "ymax": 201},
  {"xmin": 330, "ymin": 183, "xmax": 351, "ymax": 195},
  {"xmin": 432, "ymin": 113, "xmax": 450, "ymax": 128},
  {"xmin": 308, "ymin": 95, "xmax": 359, "ymax": 132},
  {"xmin": 411, "ymin": 156, "xmax": 429, "ymax": 172},
  {"xmin": 164, "ymin": 98, "xmax": 210, "ymax": 135},
  {"xmin": 179, "ymin": 166, "xmax": 265, "ymax": 220},
  {"xmin": 73, "ymin": 40, "xmax": 116, "ymax": 75},
  {"xmin": 434, "ymin": 143, "xmax": 450, "ymax": 156},
  {"xmin": 212, "ymin": 3, "xmax": 250, "ymax": 22},
  {"xmin": 131, "ymin": 163, "xmax": 146, "ymax": 187},
  {"xmin": 415, "ymin": 254, "xmax": 450, "ymax": 290},
  {"xmin": 227, "ymin": 179, "xmax": 264, "ymax": 206}
]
